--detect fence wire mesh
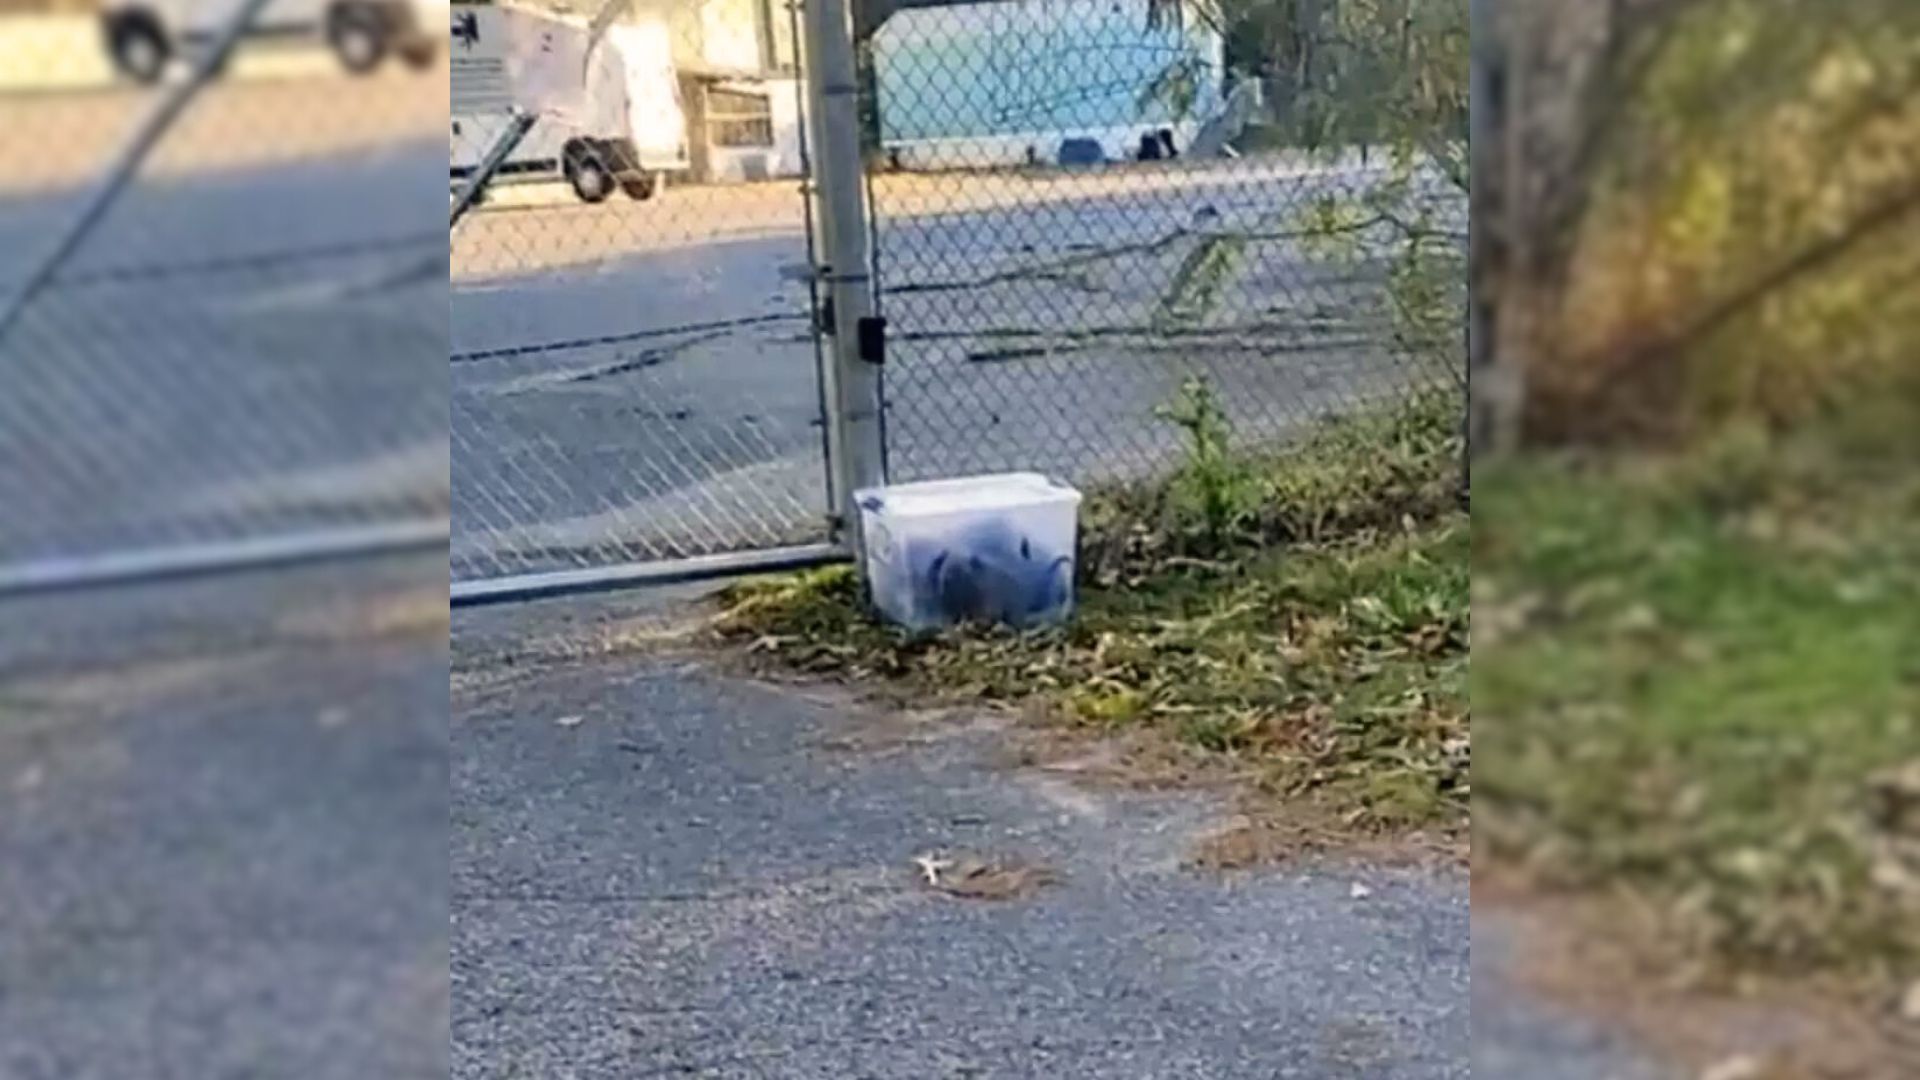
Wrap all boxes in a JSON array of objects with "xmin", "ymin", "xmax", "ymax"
[
  {"xmin": 2, "ymin": 0, "xmax": 1463, "ymax": 594},
  {"xmin": 0, "ymin": 0, "xmax": 448, "ymax": 587},
  {"xmin": 448, "ymin": 0, "xmax": 834, "ymax": 583},
  {"xmin": 864, "ymin": 0, "xmax": 1467, "ymax": 489}
]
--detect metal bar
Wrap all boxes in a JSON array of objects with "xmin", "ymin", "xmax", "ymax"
[
  {"xmin": 0, "ymin": 0, "xmax": 276, "ymax": 346},
  {"xmin": 788, "ymin": 0, "xmax": 839, "ymax": 536},
  {"xmin": 800, "ymin": 0, "xmax": 886, "ymax": 559},
  {"xmin": 449, "ymin": 110, "xmax": 539, "ymax": 228},
  {"xmin": 0, "ymin": 520, "xmax": 450, "ymax": 601},
  {"xmin": 449, "ymin": 542, "xmax": 849, "ymax": 607},
  {"xmin": 799, "ymin": 0, "xmax": 847, "ymax": 530}
]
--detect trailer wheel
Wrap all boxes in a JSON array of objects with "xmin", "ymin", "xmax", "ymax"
[
  {"xmin": 104, "ymin": 12, "xmax": 170, "ymax": 84},
  {"xmin": 618, "ymin": 171, "xmax": 659, "ymax": 201},
  {"xmin": 565, "ymin": 145, "xmax": 614, "ymax": 204},
  {"xmin": 326, "ymin": 2, "xmax": 389, "ymax": 74},
  {"xmin": 398, "ymin": 39, "xmax": 438, "ymax": 70}
]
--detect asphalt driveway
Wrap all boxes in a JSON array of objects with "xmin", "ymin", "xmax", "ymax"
[
  {"xmin": 451, "ymin": 596, "xmax": 1471, "ymax": 1079},
  {"xmin": 0, "ymin": 558, "xmax": 449, "ymax": 1080}
]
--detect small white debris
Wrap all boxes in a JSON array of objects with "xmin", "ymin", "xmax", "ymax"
[
  {"xmin": 913, "ymin": 853, "xmax": 953, "ymax": 886},
  {"xmin": 555, "ymin": 715, "xmax": 584, "ymax": 729},
  {"xmin": 1349, "ymin": 882, "xmax": 1373, "ymax": 900},
  {"xmin": 1699, "ymin": 1054, "xmax": 1764, "ymax": 1080}
]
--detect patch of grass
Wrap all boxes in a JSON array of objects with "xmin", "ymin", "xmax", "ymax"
[
  {"xmin": 1085, "ymin": 384, "xmax": 1463, "ymax": 585},
  {"xmin": 1474, "ymin": 428, "xmax": 1920, "ymax": 988},
  {"xmin": 712, "ymin": 391, "xmax": 1469, "ymax": 841}
]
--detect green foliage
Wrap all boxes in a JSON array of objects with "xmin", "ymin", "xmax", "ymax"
[
  {"xmin": 1148, "ymin": 0, "xmax": 1467, "ymax": 185},
  {"xmin": 1154, "ymin": 377, "xmax": 1261, "ymax": 545},
  {"xmin": 1138, "ymin": 2, "xmax": 1468, "ymax": 384},
  {"xmin": 1474, "ymin": 431, "xmax": 1920, "ymax": 984},
  {"xmin": 1506, "ymin": 0, "xmax": 1920, "ymax": 441},
  {"xmin": 1153, "ymin": 235, "xmax": 1248, "ymax": 330},
  {"xmin": 1137, "ymin": 50, "xmax": 1210, "ymax": 121},
  {"xmin": 1085, "ymin": 383, "xmax": 1462, "ymax": 583}
]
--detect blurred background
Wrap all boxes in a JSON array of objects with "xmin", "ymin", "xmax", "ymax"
[
  {"xmin": 0, "ymin": 0, "xmax": 447, "ymax": 579},
  {"xmin": 0, "ymin": 3, "xmax": 448, "ymax": 1077},
  {"xmin": 1471, "ymin": 0, "xmax": 1919, "ymax": 1076}
]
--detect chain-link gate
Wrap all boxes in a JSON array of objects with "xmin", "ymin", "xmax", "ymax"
[
  {"xmin": 3, "ymin": 0, "xmax": 1462, "ymax": 603},
  {"xmin": 448, "ymin": 0, "xmax": 877, "ymax": 601},
  {"xmin": 0, "ymin": 0, "xmax": 448, "ymax": 595},
  {"xmin": 447, "ymin": 0, "xmax": 1463, "ymax": 603}
]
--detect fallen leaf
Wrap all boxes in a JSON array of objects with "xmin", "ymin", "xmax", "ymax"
[
  {"xmin": 912, "ymin": 853, "xmax": 953, "ymax": 885},
  {"xmin": 918, "ymin": 853, "xmax": 1058, "ymax": 900}
]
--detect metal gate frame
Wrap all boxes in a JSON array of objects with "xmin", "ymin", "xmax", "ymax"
[{"xmin": 446, "ymin": 0, "xmax": 886, "ymax": 607}]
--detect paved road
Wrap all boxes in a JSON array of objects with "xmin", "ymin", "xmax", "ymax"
[
  {"xmin": 0, "ymin": 72, "xmax": 447, "ymax": 572},
  {"xmin": 0, "ymin": 557, "xmax": 448, "ymax": 1079},
  {"xmin": 450, "ymin": 159, "xmax": 1461, "ymax": 580},
  {"xmin": 450, "ymin": 586, "xmax": 1698, "ymax": 1080},
  {"xmin": 451, "ymin": 595, "xmax": 1471, "ymax": 1078}
]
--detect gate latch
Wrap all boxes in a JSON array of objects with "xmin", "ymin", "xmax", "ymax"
[{"xmin": 857, "ymin": 316, "xmax": 887, "ymax": 365}]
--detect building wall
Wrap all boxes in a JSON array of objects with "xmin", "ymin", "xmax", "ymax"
[
  {"xmin": 702, "ymin": 76, "xmax": 804, "ymax": 182},
  {"xmin": 630, "ymin": 0, "xmax": 784, "ymax": 77}
]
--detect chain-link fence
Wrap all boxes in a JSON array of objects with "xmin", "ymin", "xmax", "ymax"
[
  {"xmin": 448, "ymin": 0, "xmax": 1463, "ymax": 598},
  {"xmin": 448, "ymin": 0, "xmax": 839, "ymax": 588},
  {"xmin": 0, "ymin": 0, "xmax": 448, "ymax": 592},
  {"xmin": 1, "ymin": 0, "xmax": 1463, "ymax": 599},
  {"xmin": 865, "ymin": 0, "xmax": 1466, "ymax": 490}
]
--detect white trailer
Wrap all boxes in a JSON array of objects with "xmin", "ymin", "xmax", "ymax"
[
  {"xmin": 98, "ymin": 0, "xmax": 447, "ymax": 82},
  {"xmin": 449, "ymin": 0, "xmax": 689, "ymax": 204}
]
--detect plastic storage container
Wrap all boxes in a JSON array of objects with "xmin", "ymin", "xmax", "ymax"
[{"xmin": 856, "ymin": 472, "xmax": 1083, "ymax": 632}]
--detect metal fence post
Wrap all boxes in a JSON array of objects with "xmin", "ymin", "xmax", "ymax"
[{"xmin": 801, "ymin": 0, "xmax": 887, "ymax": 561}]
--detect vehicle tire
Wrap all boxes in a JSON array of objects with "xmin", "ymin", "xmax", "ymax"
[
  {"xmin": 397, "ymin": 39, "xmax": 437, "ymax": 70},
  {"xmin": 618, "ymin": 171, "xmax": 659, "ymax": 201},
  {"xmin": 326, "ymin": 3, "xmax": 389, "ymax": 74},
  {"xmin": 104, "ymin": 13, "xmax": 170, "ymax": 84},
  {"xmin": 565, "ymin": 145, "xmax": 614, "ymax": 204}
]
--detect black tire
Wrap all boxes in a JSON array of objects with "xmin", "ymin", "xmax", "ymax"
[
  {"xmin": 618, "ymin": 171, "xmax": 659, "ymax": 201},
  {"xmin": 326, "ymin": 3, "xmax": 389, "ymax": 74},
  {"xmin": 104, "ymin": 13, "xmax": 170, "ymax": 84},
  {"xmin": 565, "ymin": 145, "xmax": 613, "ymax": 204},
  {"xmin": 397, "ymin": 39, "xmax": 438, "ymax": 70}
]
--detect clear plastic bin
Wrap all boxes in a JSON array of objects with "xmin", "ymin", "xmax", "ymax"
[{"xmin": 855, "ymin": 472, "xmax": 1083, "ymax": 632}]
